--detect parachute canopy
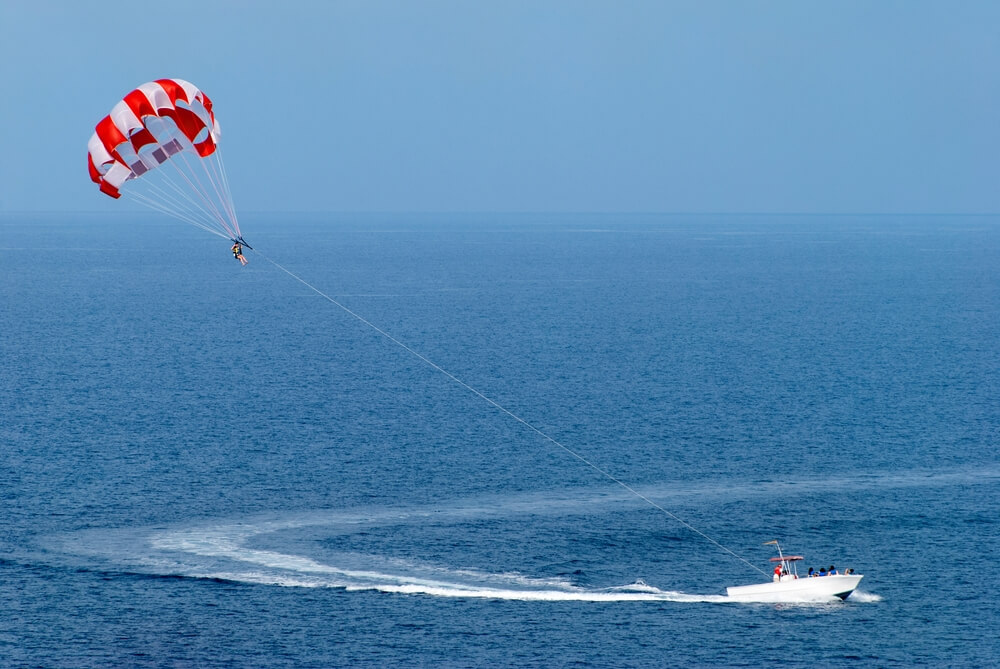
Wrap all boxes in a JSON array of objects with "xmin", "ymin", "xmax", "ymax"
[{"xmin": 87, "ymin": 78, "xmax": 241, "ymax": 241}]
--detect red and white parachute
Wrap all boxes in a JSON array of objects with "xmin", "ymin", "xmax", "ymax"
[{"xmin": 87, "ymin": 79, "xmax": 243, "ymax": 242}]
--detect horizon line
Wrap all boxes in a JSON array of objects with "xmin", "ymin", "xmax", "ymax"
[{"xmin": 3, "ymin": 209, "xmax": 1000, "ymax": 218}]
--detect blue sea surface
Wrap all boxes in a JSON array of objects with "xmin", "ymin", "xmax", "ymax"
[{"xmin": 1, "ymin": 213, "xmax": 998, "ymax": 667}]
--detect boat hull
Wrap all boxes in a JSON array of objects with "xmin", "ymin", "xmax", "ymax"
[{"xmin": 726, "ymin": 574, "xmax": 863, "ymax": 602}]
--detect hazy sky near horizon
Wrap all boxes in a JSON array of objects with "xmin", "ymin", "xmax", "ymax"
[{"xmin": 2, "ymin": 1, "xmax": 997, "ymax": 214}]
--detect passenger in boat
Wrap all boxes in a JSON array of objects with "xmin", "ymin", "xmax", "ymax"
[
  {"xmin": 828, "ymin": 565, "xmax": 838, "ymax": 575},
  {"xmin": 818, "ymin": 567, "xmax": 827, "ymax": 577},
  {"xmin": 807, "ymin": 567, "xmax": 815, "ymax": 577},
  {"xmin": 773, "ymin": 564, "xmax": 783, "ymax": 582}
]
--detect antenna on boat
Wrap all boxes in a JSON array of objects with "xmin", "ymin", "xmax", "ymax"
[{"xmin": 763, "ymin": 539, "xmax": 784, "ymax": 562}]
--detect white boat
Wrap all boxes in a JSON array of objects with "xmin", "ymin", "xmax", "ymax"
[{"xmin": 726, "ymin": 541, "xmax": 863, "ymax": 603}]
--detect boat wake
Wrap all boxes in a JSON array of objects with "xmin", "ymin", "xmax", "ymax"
[
  {"xmin": 32, "ymin": 498, "xmax": 738, "ymax": 603},
  {"xmin": 142, "ymin": 519, "xmax": 730, "ymax": 603},
  {"xmin": 846, "ymin": 591, "xmax": 882, "ymax": 603},
  {"xmin": 35, "ymin": 492, "xmax": 885, "ymax": 605}
]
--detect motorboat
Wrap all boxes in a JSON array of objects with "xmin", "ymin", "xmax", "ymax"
[{"xmin": 726, "ymin": 541, "xmax": 862, "ymax": 603}]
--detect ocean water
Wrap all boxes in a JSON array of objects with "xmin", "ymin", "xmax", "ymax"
[{"xmin": 1, "ymin": 212, "xmax": 997, "ymax": 667}]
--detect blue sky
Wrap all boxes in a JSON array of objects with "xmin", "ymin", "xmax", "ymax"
[{"xmin": 1, "ymin": 0, "xmax": 997, "ymax": 214}]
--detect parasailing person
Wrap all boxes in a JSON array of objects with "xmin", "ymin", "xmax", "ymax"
[{"xmin": 231, "ymin": 240, "xmax": 247, "ymax": 265}]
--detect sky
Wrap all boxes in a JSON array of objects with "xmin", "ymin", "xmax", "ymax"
[{"xmin": 1, "ymin": 0, "xmax": 998, "ymax": 214}]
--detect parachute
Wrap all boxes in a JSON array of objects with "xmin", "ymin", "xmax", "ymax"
[{"xmin": 87, "ymin": 79, "xmax": 243, "ymax": 242}]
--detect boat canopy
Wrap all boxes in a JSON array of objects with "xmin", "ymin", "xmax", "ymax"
[{"xmin": 769, "ymin": 556, "xmax": 804, "ymax": 562}]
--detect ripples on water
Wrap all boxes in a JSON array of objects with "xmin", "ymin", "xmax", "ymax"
[{"xmin": 1, "ymin": 214, "xmax": 997, "ymax": 666}]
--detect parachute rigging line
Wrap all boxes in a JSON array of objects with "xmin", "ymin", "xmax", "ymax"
[
  {"xmin": 250, "ymin": 247, "xmax": 767, "ymax": 578},
  {"xmin": 122, "ymin": 158, "xmax": 235, "ymax": 240}
]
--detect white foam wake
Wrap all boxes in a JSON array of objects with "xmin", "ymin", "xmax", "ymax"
[
  {"xmin": 51, "ymin": 500, "xmax": 880, "ymax": 606},
  {"xmin": 148, "ymin": 522, "xmax": 874, "ymax": 604},
  {"xmin": 847, "ymin": 590, "xmax": 882, "ymax": 603}
]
